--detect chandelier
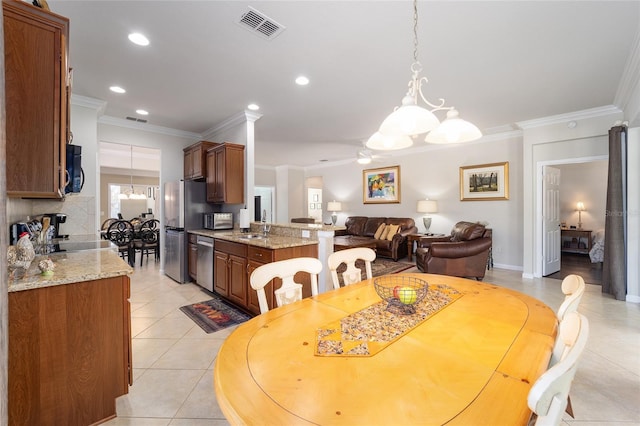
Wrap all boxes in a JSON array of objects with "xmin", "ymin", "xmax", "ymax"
[
  {"xmin": 118, "ymin": 145, "xmax": 147, "ymax": 200},
  {"xmin": 367, "ymin": 0, "xmax": 481, "ymax": 150}
]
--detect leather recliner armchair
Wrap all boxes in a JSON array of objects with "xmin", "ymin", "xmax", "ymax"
[{"xmin": 415, "ymin": 221, "xmax": 492, "ymax": 280}]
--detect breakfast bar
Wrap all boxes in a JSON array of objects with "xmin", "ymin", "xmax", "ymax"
[{"xmin": 214, "ymin": 273, "xmax": 557, "ymax": 425}]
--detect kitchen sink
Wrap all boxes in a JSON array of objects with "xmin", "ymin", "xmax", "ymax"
[{"xmin": 238, "ymin": 234, "xmax": 266, "ymax": 240}]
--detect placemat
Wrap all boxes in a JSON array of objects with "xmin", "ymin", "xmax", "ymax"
[{"xmin": 315, "ymin": 284, "xmax": 462, "ymax": 357}]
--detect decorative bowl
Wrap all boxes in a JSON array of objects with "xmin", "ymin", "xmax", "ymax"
[{"xmin": 374, "ymin": 275, "xmax": 429, "ymax": 315}]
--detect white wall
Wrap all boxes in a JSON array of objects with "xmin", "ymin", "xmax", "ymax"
[
  {"xmin": 312, "ymin": 134, "xmax": 524, "ymax": 269},
  {"xmin": 557, "ymin": 161, "xmax": 608, "ymax": 232}
]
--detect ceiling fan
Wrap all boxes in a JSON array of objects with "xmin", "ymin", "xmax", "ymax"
[{"xmin": 356, "ymin": 142, "xmax": 390, "ymax": 165}]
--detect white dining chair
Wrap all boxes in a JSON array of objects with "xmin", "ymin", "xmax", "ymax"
[
  {"xmin": 528, "ymin": 311, "xmax": 589, "ymax": 426},
  {"xmin": 327, "ymin": 247, "xmax": 376, "ymax": 290},
  {"xmin": 557, "ymin": 274, "xmax": 586, "ymax": 321},
  {"xmin": 249, "ymin": 257, "xmax": 322, "ymax": 314}
]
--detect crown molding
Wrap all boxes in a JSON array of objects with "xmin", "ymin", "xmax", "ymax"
[
  {"xmin": 202, "ymin": 110, "xmax": 263, "ymax": 139},
  {"xmin": 71, "ymin": 94, "xmax": 106, "ymax": 115},
  {"xmin": 98, "ymin": 115, "xmax": 201, "ymax": 139},
  {"xmin": 515, "ymin": 105, "xmax": 621, "ymax": 129}
]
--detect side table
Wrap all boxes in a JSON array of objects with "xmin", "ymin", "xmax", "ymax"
[{"xmin": 406, "ymin": 233, "xmax": 444, "ymax": 262}]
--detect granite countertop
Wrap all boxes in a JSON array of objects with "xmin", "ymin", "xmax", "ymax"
[
  {"xmin": 189, "ymin": 229, "xmax": 319, "ymax": 249},
  {"xmin": 8, "ymin": 250, "xmax": 133, "ymax": 293}
]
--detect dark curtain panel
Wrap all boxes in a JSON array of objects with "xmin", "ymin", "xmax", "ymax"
[{"xmin": 602, "ymin": 126, "xmax": 627, "ymax": 300}]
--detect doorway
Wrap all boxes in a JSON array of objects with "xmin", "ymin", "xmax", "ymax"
[{"xmin": 538, "ymin": 156, "xmax": 607, "ymax": 284}]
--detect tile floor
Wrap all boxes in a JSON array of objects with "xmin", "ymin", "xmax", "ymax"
[{"xmin": 104, "ymin": 260, "xmax": 640, "ymax": 425}]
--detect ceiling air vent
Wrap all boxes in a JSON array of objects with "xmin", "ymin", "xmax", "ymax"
[
  {"xmin": 126, "ymin": 116, "xmax": 148, "ymax": 123},
  {"xmin": 237, "ymin": 6, "xmax": 285, "ymax": 40}
]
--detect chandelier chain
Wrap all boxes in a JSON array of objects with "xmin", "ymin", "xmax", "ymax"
[{"xmin": 412, "ymin": 0, "xmax": 419, "ymax": 63}]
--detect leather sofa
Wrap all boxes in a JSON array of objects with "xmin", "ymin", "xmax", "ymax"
[
  {"xmin": 415, "ymin": 221, "xmax": 492, "ymax": 280},
  {"xmin": 334, "ymin": 216, "xmax": 418, "ymax": 261}
]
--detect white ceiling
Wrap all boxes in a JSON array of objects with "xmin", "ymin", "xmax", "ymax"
[{"xmin": 51, "ymin": 0, "xmax": 640, "ymax": 168}]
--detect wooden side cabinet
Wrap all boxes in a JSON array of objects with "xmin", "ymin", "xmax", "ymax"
[
  {"xmin": 184, "ymin": 141, "xmax": 217, "ymax": 180},
  {"xmin": 3, "ymin": 0, "xmax": 70, "ymax": 198},
  {"xmin": 188, "ymin": 233, "xmax": 198, "ymax": 281},
  {"xmin": 206, "ymin": 143, "xmax": 245, "ymax": 204},
  {"xmin": 8, "ymin": 275, "xmax": 132, "ymax": 425}
]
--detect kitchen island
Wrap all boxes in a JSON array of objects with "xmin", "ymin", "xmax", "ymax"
[
  {"xmin": 8, "ymin": 249, "xmax": 133, "ymax": 425},
  {"xmin": 189, "ymin": 225, "xmax": 325, "ymax": 315}
]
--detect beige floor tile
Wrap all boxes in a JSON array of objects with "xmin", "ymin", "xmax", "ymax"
[
  {"xmin": 136, "ymin": 315, "xmax": 196, "ymax": 339},
  {"xmin": 152, "ymin": 338, "xmax": 223, "ymax": 370},
  {"xmin": 131, "ymin": 338, "xmax": 177, "ymax": 369},
  {"xmin": 103, "ymin": 417, "xmax": 170, "ymax": 426},
  {"xmin": 174, "ymin": 370, "xmax": 227, "ymax": 420},
  {"xmin": 169, "ymin": 419, "xmax": 230, "ymax": 426},
  {"xmin": 116, "ymin": 369, "xmax": 206, "ymax": 418},
  {"xmin": 131, "ymin": 316, "xmax": 161, "ymax": 337}
]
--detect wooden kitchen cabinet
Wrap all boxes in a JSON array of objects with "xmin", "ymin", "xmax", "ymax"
[
  {"xmin": 184, "ymin": 140, "xmax": 217, "ymax": 180},
  {"xmin": 188, "ymin": 233, "xmax": 198, "ymax": 281},
  {"xmin": 8, "ymin": 275, "xmax": 132, "ymax": 425},
  {"xmin": 206, "ymin": 143, "xmax": 245, "ymax": 203},
  {"xmin": 214, "ymin": 240, "xmax": 247, "ymax": 299},
  {"xmin": 215, "ymin": 239, "xmax": 318, "ymax": 315},
  {"xmin": 3, "ymin": 0, "xmax": 70, "ymax": 198}
]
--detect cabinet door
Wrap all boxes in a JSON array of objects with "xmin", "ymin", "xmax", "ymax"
[
  {"xmin": 214, "ymin": 148, "xmax": 226, "ymax": 203},
  {"xmin": 184, "ymin": 149, "xmax": 193, "ymax": 179},
  {"xmin": 247, "ymin": 260, "xmax": 274, "ymax": 315},
  {"xmin": 4, "ymin": 1, "xmax": 69, "ymax": 198},
  {"xmin": 227, "ymin": 254, "xmax": 247, "ymax": 307},
  {"xmin": 188, "ymin": 243, "xmax": 198, "ymax": 281},
  {"xmin": 206, "ymin": 150, "xmax": 217, "ymax": 202},
  {"xmin": 213, "ymin": 250, "xmax": 228, "ymax": 296},
  {"xmin": 191, "ymin": 147, "xmax": 204, "ymax": 179}
]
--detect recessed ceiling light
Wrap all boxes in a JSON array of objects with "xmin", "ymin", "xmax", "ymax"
[
  {"xmin": 247, "ymin": 104, "xmax": 260, "ymax": 111},
  {"xmin": 136, "ymin": 109, "xmax": 149, "ymax": 115},
  {"xmin": 128, "ymin": 32, "xmax": 149, "ymax": 46},
  {"xmin": 295, "ymin": 76, "xmax": 309, "ymax": 86},
  {"xmin": 110, "ymin": 86, "xmax": 126, "ymax": 94}
]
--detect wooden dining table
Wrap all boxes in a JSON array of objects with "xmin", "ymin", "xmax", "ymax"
[{"xmin": 214, "ymin": 273, "xmax": 558, "ymax": 425}]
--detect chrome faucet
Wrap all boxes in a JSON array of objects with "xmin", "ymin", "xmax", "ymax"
[{"xmin": 261, "ymin": 209, "xmax": 270, "ymax": 236}]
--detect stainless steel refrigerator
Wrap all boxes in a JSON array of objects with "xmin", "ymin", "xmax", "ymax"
[{"xmin": 164, "ymin": 180, "xmax": 217, "ymax": 283}]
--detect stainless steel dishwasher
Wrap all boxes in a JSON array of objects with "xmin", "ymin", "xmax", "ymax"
[{"xmin": 196, "ymin": 235, "xmax": 214, "ymax": 292}]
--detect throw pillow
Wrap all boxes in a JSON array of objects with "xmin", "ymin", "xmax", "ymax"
[
  {"xmin": 374, "ymin": 223, "xmax": 386, "ymax": 239},
  {"xmin": 379, "ymin": 225, "xmax": 390, "ymax": 240},
  {"xmin": 386, "ymin": 224, "xmax": 400, "ymax": 241}
]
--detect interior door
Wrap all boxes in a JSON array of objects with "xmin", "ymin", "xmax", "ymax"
[{"xmin": 543, "ymin": 166, "xmax": 561, "ymax": 275}]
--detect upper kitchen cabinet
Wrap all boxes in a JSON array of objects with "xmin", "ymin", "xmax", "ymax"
[
  {"xmin": 3, "ymin": 0, "xmax": 70, "ymax": 198},
  {"xmin": 206, "ymin": 143, "xmax": 245, "ymax": 204},
  {"xmin": 183, "ymin": 140, "xmax": 217, "ymax": 181}
]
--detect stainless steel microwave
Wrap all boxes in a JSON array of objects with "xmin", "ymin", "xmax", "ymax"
[{"xmin": 203, "ymin": 212, "xmax": 233, "ymax": 230}]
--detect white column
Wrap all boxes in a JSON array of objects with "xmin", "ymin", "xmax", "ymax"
[{"xmin": 316, "ymin": 229, "xmax": 336, "ymax": 293}]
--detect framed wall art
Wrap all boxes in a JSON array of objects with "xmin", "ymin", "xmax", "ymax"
[
  {"xmin": 363, "ymin": 166, "xmax": 401, "ymax": 204},
  {"xmin": 460, "ymin": 162, "xmax": 509, "ymax": 201}
]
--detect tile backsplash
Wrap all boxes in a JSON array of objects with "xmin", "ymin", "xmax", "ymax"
[{"xmin": 7, "ymin": 194, "xmax": 97, "ymax": 236}]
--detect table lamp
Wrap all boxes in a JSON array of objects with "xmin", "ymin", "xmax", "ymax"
[
  {"xmin": 417, "ymin": 199, "xmax": 438, "ymax": 233},
  {"xmin": 576, "ymin": 201, "xmax": 585, "ymax": 230},
  {"xmin": 327, "ymin": 201, "xmax": 342, "ymax": 225}
]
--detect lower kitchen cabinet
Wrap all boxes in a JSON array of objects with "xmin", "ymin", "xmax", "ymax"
[
  {"xmin": 188, "ymin": 233, "xmax": 198, "ymax": 281},
  {"xmin": 8, "ymin": 275, "xmax": 132, "ymax": 425},
  {"xmin": 214, "ymin": 240, "xmax": 247, "ymax": 299},
  {"xmin": 214, "ymin": 239, "xmax": 318, "ymax": 315}
]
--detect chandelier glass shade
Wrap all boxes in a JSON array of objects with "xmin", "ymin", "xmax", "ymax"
[
  {"xmin": 424, "ymin": 109, "xmax": 483, "ymax": 144},
  {"xmin": 119, "ymin": 145, "xmax": 147, "ymax": 200},
  {"xmin": 368, "ymin": 0, "xmax": 481, "ymax": 150}
]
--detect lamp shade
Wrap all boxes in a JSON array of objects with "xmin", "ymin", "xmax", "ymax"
[
  {"xmin": 417, "ymin": 199, "xmax": 438, "ymax": 213},
  {"xmin": 576, "ymin": 202, "xmax": 585, "ymax": 211},
  {"xmin": 380, "ymin": 103, "xmax": 440, "ymax": 136},
  {"xmin": 327, "ymin": 201, "xmax": 342, "ymax": 212},
  {"xmin": 366, "ymin": 131, "xmax": 413, "ymax": 151},
  {"xmin": 425, "ymin": 109, "xmax": 482, "ymax": 144}
]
